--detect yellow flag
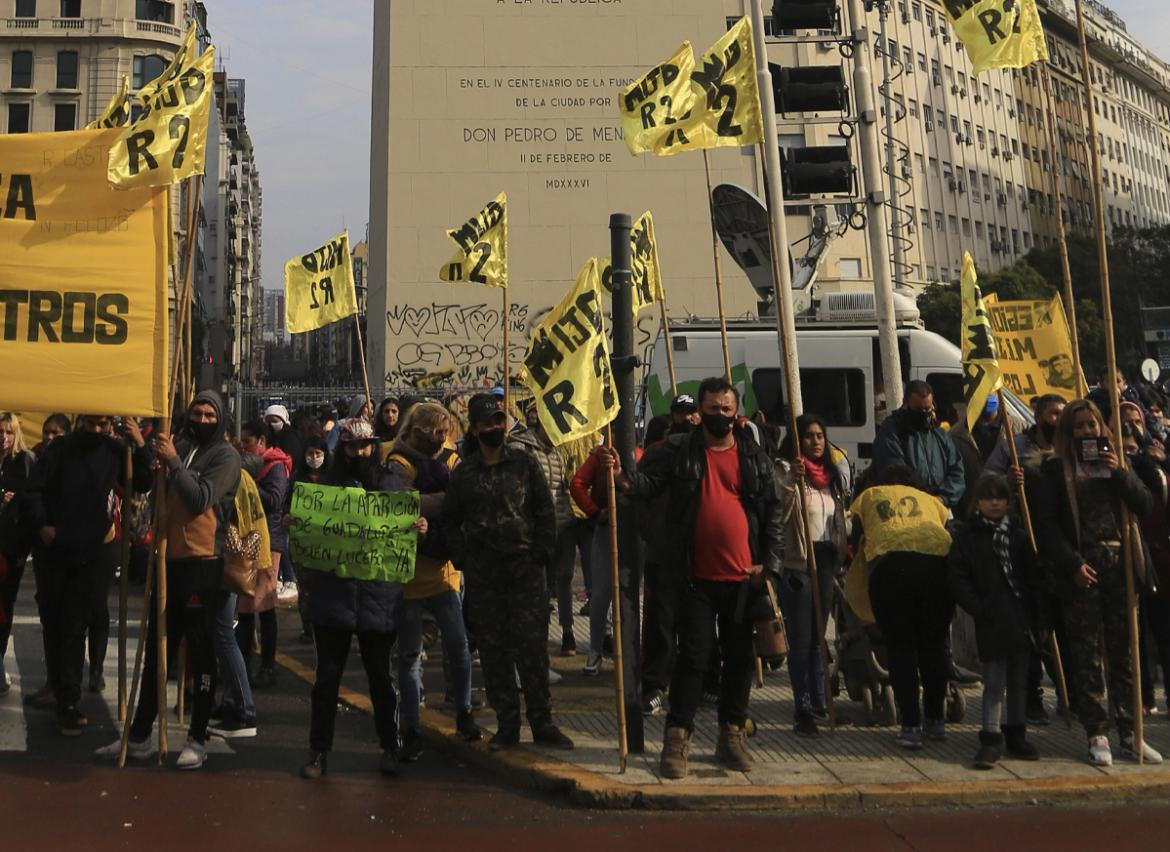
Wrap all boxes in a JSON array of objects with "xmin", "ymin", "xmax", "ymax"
[
  {"xmin": 944, "ymin": 0, "xmax": 1048, "ymax": 74},
  {"xmin": 0, "ymin": 129, "xmax": 169, "ymax": 416},
  {"xmin": 438, "ymin": 192, "xmax": 508, "ymax": 288},
  {"xmin": 960, "ymin": 252, "xmax": 1003, "ymax": 431},
  {"xmin": 623, "ymin": 17, "xmax": 764, "ymax": 157},
  {"xmin": 619, "ymin": 41, "xmax": 698, "ymax": 156},
  {"xmin": 520, "ymin": 258, "xmax": 619, "ymax": 446},
  {"xmin": 234, "ymin": 471, "xmax": 272, "ymax": 570},
  {"xmin": 285, "ymin": 231, "xmax": 359, "ymax": 333},
  {"xmin": 983, "ymin": 292, "xmax": 1084, "ymax": 400},
  {"xmin": 600, "ymin": 211, "xmax": 664, "ymax": 315},
  {"xmin": 87, "ymin": 75, "xmax": 131, "ymax": 129},
  {"xmin": 107, "ymin": 26, "xmax": 214, "ymax": 189}
]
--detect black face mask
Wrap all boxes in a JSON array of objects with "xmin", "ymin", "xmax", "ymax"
[
  {"xmin": 416, "ymin": 436, "xmax": 444, "ymax": 457},
  {"xmin": 1040, "ymin": 421, "xmax": 1057, "ymax": 443},
  {"xmin": 702, "ymin": 413, "xmax": 735, "ymax": 438},
  {"xmin": 188, "ymin": 420, "xmax": 219, "ymax": 444},
  {"xmin": 478, "ymin": 427, "xmax": 505, "ymax": 449},
  {"xmin": 905, "ymin": 408, "xmax": 933, "ymax": 432}
]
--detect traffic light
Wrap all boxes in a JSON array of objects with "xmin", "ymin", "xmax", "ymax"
[
  {"xmin": 773, "ymin": 0, "xmax": 839, "ymax": 31},
  {"xmin": 780, "ymin": 146, "xmax": 854, "ymax": 198},
  {"xmin": 769, "ymin": 63, "xmax": 848, "ymax": 115}
]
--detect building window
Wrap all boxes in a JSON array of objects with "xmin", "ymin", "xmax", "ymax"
[
  {"xmin": 53, "ymin": 102, "xmax": 76, "ymax": 131},
  {"xmin": 135, "ymin": 0, "xmax": 174, "ymax": 23},
  {"xmin": 59, "ymin": 0, "xmax": 80, "ymax": 16},
  {"xmin": 11, "ymin": 50, "xmax": 33, "ymax": 88},
  {"xmin": 7, "ymin": 103, "xmax": 31, "ymax": 133},
  {"xmin": 133, "ymin": 54, "xmax": 167, "ymax": 88},
  {"xmin": 912, "ymin": 2, "xmax": 922, "ymax": 21},
  {"xmin": 56, "ymin": 51, "xmax": 78, "ymax": 89},
  {"xmin": 15, "ymin": 0, "xmax": 35, "ymax": 16}
]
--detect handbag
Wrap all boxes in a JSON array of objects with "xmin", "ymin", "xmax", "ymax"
[
  {"xmin": 752, "ymin": 577, "xmax": 789, "ymax": 663},
  {"xmin": 221, "ymin": 524, "xmax": 262, "ymax": 598}
]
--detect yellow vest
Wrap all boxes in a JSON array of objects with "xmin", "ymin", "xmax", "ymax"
[{"xmin": 849, "ymin": 485, "xmax": 951, "ymax": 562}]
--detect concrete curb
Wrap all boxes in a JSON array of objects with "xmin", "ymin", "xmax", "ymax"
[{"xmin": 417, "ymin": 708, "xmax": 1170, "ymax": 811}]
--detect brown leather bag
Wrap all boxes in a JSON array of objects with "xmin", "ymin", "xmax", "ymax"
[
  {"xmin": 752, "ymin": 577, "xmax": 789, "ymax": 660},
  {"xmin": 221, "ymin": 525, "xmax": 262, "ymax": 598}
]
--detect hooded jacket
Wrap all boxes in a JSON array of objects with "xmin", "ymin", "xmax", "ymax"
[
  {"xmin": 306, "ymin": 450, "xmax": 404, "ymax": 633},
  {"xmin": 23, "ymin": 430, "xmax": 154, "ymax": 564},
  {"xmin": 256, "ymin": 445, "xmax": 293, "ymax": 552},
  {"xmin": 165, "ymin": 390, "xmax": 242, "ymax": 563}
]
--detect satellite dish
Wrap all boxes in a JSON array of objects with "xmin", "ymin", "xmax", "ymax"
[{"xmin": 710, "ymin": 184, "xmax": 793, "ymax": 305}]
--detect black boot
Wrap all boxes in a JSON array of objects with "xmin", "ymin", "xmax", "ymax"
[
  {"xmin": 1003, "ymin": 724, "xmax": 1039, "ymax": 760},
  {"xmin": 973, "ymin": 730, "xmax": 1003, "ymax": 769},
  {"xmin": 300, "ymin": 751, "xmax": 327, "ymax": 779}
]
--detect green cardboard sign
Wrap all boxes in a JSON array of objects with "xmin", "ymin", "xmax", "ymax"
[{"xmin": 289, "ymin": 482, "xmax": 419, "ymax": 583}]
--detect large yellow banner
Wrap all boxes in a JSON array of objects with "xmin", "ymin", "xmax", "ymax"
[
  {"xmin": 984, "ymin": 293, "xmax": 1082, "ymax": 400},
  {"xmin": 944, "ymin": 0, "xmax": 1048, "ymax": 74},
  {"xmin": 600, "ymin": 211, "xmax": 664, "ymax": 315},
  {"xmin": 0, "ymin": 129, "xmax": 169, "ymax": 416},
  {"xmin": 438, "ymin": 192, "xmax": 508, "ymax": 288},
  {"xmin": 520, "ymin": 258, "xmax": 619, "ymax": 446},
  {"xmin": 285, "ymin": 230, "xmax": 359, "ymax": 333},
  {"xmin": 960, "ymin": 252, "xmax": 1003, "ymax": 430},
  {"xmin": 108, "ymin": 26, "xmax": 214, "ymax": 189},
  {"xmin": 86, "ymin": 75, "xmax": 130, "ymax": 130},
  {"xmin": 621, "ymin": 17, "xmax": 764, "ymax": 157}
]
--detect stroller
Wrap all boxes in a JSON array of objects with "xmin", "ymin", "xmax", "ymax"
[{"xmin": 830, "ymin": 577, "xmax": 966, "ymax": 726}]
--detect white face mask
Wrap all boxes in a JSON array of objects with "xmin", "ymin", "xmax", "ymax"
[
  {"xmin": 269, "ymin": 419, "xmax": 286, "ymax": 433},
  {"xmin": 305, "ymin": 453, "xmax": 325, "ymax": 470}
]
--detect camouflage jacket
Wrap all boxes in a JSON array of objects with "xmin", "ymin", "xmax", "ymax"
[{"xmin": 441, "ymin": 444, "xmax": 557, "ymax": 570}]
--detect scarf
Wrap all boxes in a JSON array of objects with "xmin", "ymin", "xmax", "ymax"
[
  {"xmin": 979, "ymin": 514, "xmax": 1021, "ymax": 599},
  {"xmin": 803, "ymin": 455, "xmax": 832, "ymax": 491}
]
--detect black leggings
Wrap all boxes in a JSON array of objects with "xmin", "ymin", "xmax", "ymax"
[
  {"xmin": 868, "ymin": 551, "xmax": 955, "ymax": 728},
  {"xmin": 235, "ymin": 609, "xmax": 277, "ymax": 673}
]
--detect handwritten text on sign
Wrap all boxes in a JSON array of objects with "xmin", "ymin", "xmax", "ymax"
[{"xmin": 289, "ymin": 483, "xmax": 419, "ymax": 583}]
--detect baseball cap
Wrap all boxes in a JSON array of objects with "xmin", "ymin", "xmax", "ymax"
[
  {"xmin": 670, "ymin": 393, "xmax": 697, "ymax": 411},
  {"xmin": 338, "ymin": 417, "xmax": 377, "ymax": 444},
  {"xmin": 469, "ymin": 395, "xmax": 506, "ymax": 426}
]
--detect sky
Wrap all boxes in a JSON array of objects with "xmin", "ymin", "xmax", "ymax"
[
  {"xmin": 205, "ymin": 0, "xmax": 373, "ymax": 295},
  {"xmin": 203, "ymin": 1, "xmax": 1170, "ymax": 296}
]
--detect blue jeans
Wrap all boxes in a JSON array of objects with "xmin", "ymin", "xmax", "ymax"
[
  {"xmin": 213, "ymin": 590, "xmax": 255, "ymax": 719},
  {"xmin": 397, "ymin": 590, "xmax": 472, "ymax": 734},
  {"xmin": 776, "ymin": 543, "xmax": 837, "ymax": 716}
]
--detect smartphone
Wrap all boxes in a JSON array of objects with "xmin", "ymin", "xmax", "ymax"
[{"xmin": 1076, "ymin": 437, "xmax": 1112, "ymax": 464}]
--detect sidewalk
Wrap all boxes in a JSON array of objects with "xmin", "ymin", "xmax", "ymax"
[{"xmin": 418, "ymin": 604, "xmax": 1170, "ymax": 811}]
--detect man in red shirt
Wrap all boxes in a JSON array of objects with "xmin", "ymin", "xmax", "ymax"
[{"xmin": 605, "ymin": 377, "xmax": 782, "ymax": 779}]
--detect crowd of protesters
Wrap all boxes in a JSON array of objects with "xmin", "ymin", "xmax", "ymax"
[{"xmin": 1, "ymin": 366, "xmax": 1170, "ymax": 777}]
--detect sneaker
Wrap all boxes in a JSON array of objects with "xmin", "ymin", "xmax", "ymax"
[
  {"xmin": 810, "ymin": 706, "xmax": 829, "ymax": 722},
  {"xmin": 176, "ymin": 737, "xmax": 207, "ymax": 770},
  {"xmin": 896, "ymin": 726, "xmax": 924, "ymax": 750},
  {"xmin": 95, "ymin": 736, "xmax": 154, "ymax": 761},
  {"xmin": 88, "ymin": 671, "xmax": 106, "ymax": 694},
  {"xmin": 277, "ymin": 582, "xmax": 299, "ymax": 605},
  {"xmin": 252, "ymin": 666, "xmax": 277, "ymax": 689},
  {"xmin": 59, "ymin": 705, "xmax": 85, "ymax": 737},
  {"xmin": 1088, "ymin": 735, "xmax": 1113, "ymax": 766},
  {"xmin": 532, "ymin": 724, "xmax": 575, "ymax": 750},
  {"xmin": 380, "ymin": 748, "xmax": 400, "ymax": 777},
  {"xmin": 399, "ymin": 730, "xmax": 424, "ymax": 762},
  {"xmin": 456, "ymin": 709, "xmax": 482, "ymax": 742},
  {"xmin": 489, "ymin": 728, "xmax": 520, "ymax": 751},
  {"xmin": 974, "ymin": 731, "xmax": 1004, "ymax": 770},
  {"xmin": 794, "ymin": 712, "xmax": 820, "ymax": 739},
  {"xmin": 560, "ymin": 631, "xmax": 577, "ymax": 657},
  {"xmin": 209, "ymin": 704, "xmax": 227, "ymax": 724},
  {"xmin": 1121, "ymin": 735, "xmax": 1164, "ymax": 764},
  {"xmin": 582, "ymin": 653, "xmax": 602, "ymax": 677},
  {"xmin": 207, "ymin": 715, "xmax": 258, "ymax": 739},
  {"xmin": 642, "ymin": 688, "xmax": 665, "ymax": 717},
  {"xmin": 300, "ymin": 751, "xmax": 327, "ymax": 779},
  {"xmin": 923, "ymin": 719, "xmax": 947, "ymax": 742},
  {"xmin": 700, "ymin": 690, "xmax": 720, "ymax": 708},
  {"xmin": 579, "ymin": 598, "xmax": 591, "ymax": 617},
  {"xmin": 548, "ymin": 669, "xmax": 563, "ymax": 685}
]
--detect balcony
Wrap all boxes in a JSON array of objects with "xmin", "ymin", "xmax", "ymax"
[
  {"xmin": 0, "ymin": 14, "xmax": 182, "ymax": 44},
  {"xmin": 135, "ymin": 19, "xmax": 180, "ymax": 37}
]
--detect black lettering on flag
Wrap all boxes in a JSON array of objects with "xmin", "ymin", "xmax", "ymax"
[
  {"xmin": 61, "ymin": 292, "xmax": 95, "ymax": 343},
  {"xmin": 0, "ymin": 289, "xmax": 29, "ymax": 339},
  {"xmin": 95, "ymin": 293, "xmax": 129, "ymax": 344},
  {"xmin": 125, "ymin": 130, "xmax": 158, "ymax": 175},
  {"xmin": 28, "ymin": 290, "xmax": 62, "ymax": 343},
  {"xmin": 2, "ymin": 174, "xmax": 36, "ymax": 220},
  {"xmin": 543, "ymin": 380, "xmax": 588, "ymax": 434}
]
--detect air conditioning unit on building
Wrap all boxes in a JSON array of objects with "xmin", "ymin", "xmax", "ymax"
[
  {"xmin": 960, "ymin": 88, "xmax": 967, "ymax": 98},
  {"xmin": 1004, "ymin": 152, "xmax": 1014, "ymax": 161},
  {"xmin": 948, "ymin": 178, "xmax": 959, "ymax": 190},
  {"xmin": 932, "ymin": 72, "xmax": 941, "ymax": 86},
  {"xmin": 984, "ymin": 193, "xmax": 992, "ymax": 201},
  {"xmin": 991, "ymin": 147, "xmax": 1000, "ymax": 157},
  {"xmin": 957, "ymin": 180, "xmax": 966, "ymax": 193},
  {"xmin": 929, "ymin": 26, "xmax": 936, "ymax": 36},
  {"xmin": 952, "ymin": 84, "xmax": 960, "ymax": 95},
  {"xmin": 925, "ymin": 120, "xmax": 933, "ymax": 131},
  {"xmin": 1008, "ymin": 108, "xmax": 1016, "ymax": 117},
  {"xmin": 1022, "ymin": 201, "xmax": 1030, "ymax": 210},
  {"xmin": 997, "ymin": 193, "xmax": 1007, "ymax": 206},
  {"xmin": 965, "ymin": 134, "xmax": 973, "ymax": 146}
]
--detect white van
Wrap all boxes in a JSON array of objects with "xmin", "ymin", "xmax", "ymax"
[{"xmin": 641, "ymin": 293, "xmax": 1033, "ymax": 465}]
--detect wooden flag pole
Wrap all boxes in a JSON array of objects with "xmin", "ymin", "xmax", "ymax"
[
  {"xmin": 605, "ymin": 424, "xmax": 629, "ymax": 772},
  {"xmin": 657, "ymin": 287, "xmax": 678, "ymax": 397},
  {"xmin": 169, "ymin": 177, "xmax": 202, "ymax": 406},
  {"xmin": 702, "ymin": 150, "xmax": 733, "ymax": 382},
  {"xmin": 117, "ymin": 510, "xmax": 156, "ymax": 768},
  {"xmin": 1040, "ymin": 65, "xmax": 1086, "ymax": 397},
  {"xmin": 117, "ymin": 445, "xmax": 132, "ymax": 722},
  {"xmin": 502, "ymin": 287, "xmax": 511, "ymax": 423},
  {"xmin": 1076, "ymin": 0, "xmax": 1143, "ymax": 763},
  {"xmin": 353, "ymin": 311, "xmax": 372, "ymax": 412},
  {"xmin": 997, "ymin": 389, "xmax": 1072, "ymax": 727}
]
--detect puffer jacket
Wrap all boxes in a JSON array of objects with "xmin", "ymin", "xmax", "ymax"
[
  {"xmin": 509, "ymin": 426, "xmax": 573, "ymax": 532},
  {"xmin": 625, "ymin": 427, "xmax": 783, "ymax": 582},
  {"xmin": 256, "ymin": 446, "xmax": 292, "ymax": 552},
  {"xmin": 307, "ymin": 455, "xmax": 405, "ymax": 634}
]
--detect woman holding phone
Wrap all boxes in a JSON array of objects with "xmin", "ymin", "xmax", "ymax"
[{"xmin": 1032, "ymin": 399, "xmax": 1160, "ymax": 766}]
